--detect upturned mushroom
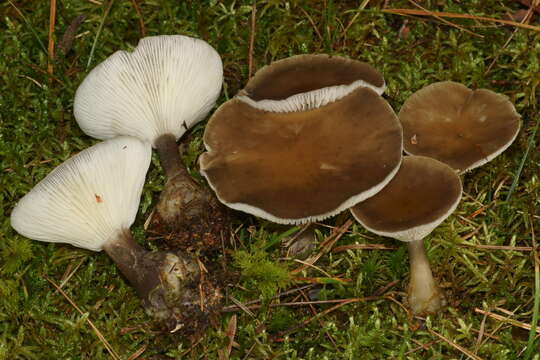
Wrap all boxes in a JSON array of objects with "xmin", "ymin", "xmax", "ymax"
[
  {"xmin": 237, "ymin": 54, "xmax": 386, "ymax": 112},
  {"xmin": 350, "ymin": 155, "xmax": 462, "ymax": 315},
  {"xmin": 10, "ymin": 137, "xmax": 221, "ymax": 333},
  {"xmin": 200, "ymin": 86, "xmax": 403, "ymax": 224},
  {"xmin": 73, "ymin": 35, "xmax": 228, "ymax": 251},
  {"xmin": 399, "ymin": 81, "xmax": 521, "ymax": 173}
]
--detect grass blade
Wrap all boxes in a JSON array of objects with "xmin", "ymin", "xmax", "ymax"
[
  {"xmin": 506, "ymin": 116, "xmax": 539, "ymax": 201},
  {"xmin": 86, "ymin": 0, "xmax": 115, "ymax": 70},
  {"xmin": 7, "ymin": 0, "xmax": 48, "ymax": 54},
  {"xmin": 525, "ymin": 216, "xmax": 539, "ymax": 360}
]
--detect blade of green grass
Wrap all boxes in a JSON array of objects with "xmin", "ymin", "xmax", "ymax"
[
  {"xmin": 506, "ymin": 116, "xmax": 539, "ymax": 201},
  {"xmin": 7, "ymin": 0, "xmax": 48, "ymax": 54},
  {"xmin": 86, "ymin": 0, "xmax": 115, "ymax": 70},
  {"xmin": 525, "ymin": 216, "xmax": 539, "ymax": 360}
]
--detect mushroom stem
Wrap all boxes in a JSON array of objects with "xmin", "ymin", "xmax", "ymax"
[
  {"xmin": 102, "ymin": 229, "xmax": 222, "ymax": 332},
  {"xmin": 155, "ymin": 133, "xmax": 189, "ymax": 180},
  {"xmin": 407, "ymin": 239, "xmax": 446, "ymax": 315},
  {"xmin": 102, "ymin": 229, "xmax": 155, "ymax": 298},
  {"xmin": 151, "ymin": 134, "xmax": 229, "ymax": 252}
]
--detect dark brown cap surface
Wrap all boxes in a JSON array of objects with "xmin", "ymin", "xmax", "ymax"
[
  {"xmin": 243, "ymin": 54, "xmax": 385, "ymax": 101},
  {"xmin": 399, "ymin": 81, "xmax": 521, "ymax": 173},
  {"xmin": 201, "ymin": 87, "xmax": 402, "ymax": 224},
  {"xmin": 351, "ymin": 155, "xmax": 462, "ymax": 241}
]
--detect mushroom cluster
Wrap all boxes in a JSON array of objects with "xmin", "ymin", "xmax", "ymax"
[
  {"xmin": 200, "ymin": 56, "xmax": 521, "ymax": 316},
  {"xmin": 11, "ymin": 35, "xmax": 228, "ymax": 333},
  {"xmin": 11, "ymin": 137, "xmax": 220, "ymax": 332},
  {"xmin": 11, "ymin": 35, "xmax": 522, "ymax": 335},
  {"xmin": 74, "ymin": 34, "xmax": 229, "ymax": 252}
]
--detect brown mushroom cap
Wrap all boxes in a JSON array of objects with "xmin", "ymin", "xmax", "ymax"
[
  {"xmin": 238, "ymin": 54, "xmax": 385, "ymax": 112},
  {"xmin": 351, "ymin": 155, "xmax": 462, "ymax": 241},
  {"xmin": 399, "ymin": 81, "xmax": 521, "ymax": 173},
  {"xmin": 200, "ymin": 87, "xmax": 403, "ymax": 224}
]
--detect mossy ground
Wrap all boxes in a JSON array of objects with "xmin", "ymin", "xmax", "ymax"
[{"xmin": 1, "ymin": 0, "xmax": 539, "ymax": 359}]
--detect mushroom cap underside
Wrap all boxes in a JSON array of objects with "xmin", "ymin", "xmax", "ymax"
[
  {"xmin": 243, "ymin": 54, "xmax": 385, "ymax": 100},
  {"xmin": 351, "ymin": 155, "xmax": 462, "ymax": 242},
  {"xmin": 74, "ymin": 35, "xmax": 223, "ymax": 147},
  {"xmin": 238, "ymin": 54, "xmax": 385, "ymax": 112},
  {"xmin": 10, "ymin": 137, "xmax": 151, "ymax": 251},
  {"xmin": 399, "ymin": 81, "xmax": 521, "ymax": 173},
  {"xmin": 201, "ymin": 87, "xmax": 403, "ymax": 224}
]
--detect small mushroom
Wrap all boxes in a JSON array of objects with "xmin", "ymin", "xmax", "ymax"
[
  {"xmin": 10, "ymin": 137, "xmax": 221, "ymax": 333},
  {"xmin": 350, "ymin": 155, "xmax": 462, "ymax": 315},
  {"xmin": 200, "ymin": 86, "xmax": 403, "ymax": 224},
  {"xmin": 74, "ymin": 35, "xmax": 228, "ymax": 251},
  {"xmin": 237, "ymin": 54, "xmax": 385, "ymax": 112},
  {"xmin": 399, "ymin": 81, "xmax": 521, "ymax": 173}
]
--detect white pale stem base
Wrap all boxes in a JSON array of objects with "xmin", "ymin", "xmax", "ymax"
[{"xmin": 407, "ymin": 239, "xmax": 446, "ymax": 315}]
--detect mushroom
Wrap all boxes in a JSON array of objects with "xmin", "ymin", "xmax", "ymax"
[
  {"xmin": 237, "ymin": 54, "xmax": 386, "ymax": 112},
  {"xmin": 399, "ymin": 81, "xmax": 521, "ymax": 173},
  {"xmin": 200, "ymin": 86, "xmax": 403, "ymax": 224},
  {"xmin": 350, "ymin": 155, "xmax": 462, "ymax": 315},
  {"xmin": 10, "ymin": 137, "xmax": 221, "ymax": 333},
  {"xmin": 73, "ymin": 35, "xmax": 228, "ymax": 251}
]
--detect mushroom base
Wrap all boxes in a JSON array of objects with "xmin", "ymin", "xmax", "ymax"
[
  {"xmin": 407, "ymin": 239, "xmax": 446, "ymax": 315},
  {"xmin": 103, "ymin": 230, "xmax": 223, "ymax": 334},
  {"xmin": 152, "ymin": 133, "xmax": 229, "ymax": 253}
]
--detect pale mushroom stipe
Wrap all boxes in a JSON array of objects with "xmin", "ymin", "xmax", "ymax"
[
  {"xmin": 351, "ymin": 156, "xmax": 462, "ymax": 315},
  {"xmin": 74, "ymin": 35, "xmax": 229, "ymax": 251},
  {"xmin": 399, "ymin": 81, "xmax": 521, "ymax": 173},
  {"xmin": 10, "ymin": 137, "xmax": 221, "ymax": 333}
]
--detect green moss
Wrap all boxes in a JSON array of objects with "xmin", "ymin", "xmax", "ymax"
[
  {"xmin": 1, "ymin": 0, "xmax": 539, "ymax": 358},
  {"xmin": 234, "ymin": 247, "xmax": 291, "ymax": 300}
]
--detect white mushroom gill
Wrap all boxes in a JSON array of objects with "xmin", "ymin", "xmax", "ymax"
[
  {"xmin": 10, "ymin": 137, "xmax": 221, "ymax": 332},
  {"xmin": 10, "ymin": 136, "xmax": 151, "ymax": 251},
  {"xmin": 238, "ymin": 78, "xmax": 385, "ymax": 113},
  {"xmin": 74, "ymin": 35, "xmax": 223, "ymax": 147}
]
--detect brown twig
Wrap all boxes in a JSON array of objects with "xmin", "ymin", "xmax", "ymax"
[
  {"xmin": 247, "ymin": 1, "xmax": 257, "ymax": 79},
  {"xmin": 471, "ymin": 328, "xmax": 501, "ymax": 341},
  {"xmin": 59, "ymin": 258, "xmax": 86, "ymax": 289},
  {"xmin": 127, "ymin": 345, "xmax": 147, "ymax": 360},
  {"xmin": 404, "ymin": 339, "xmax": 442, "ymax": 355},
  {"xmin": 383, "ymin": 8, "xmax": 540, "ymax": 32},
  {"xmin": 474, "ymin": 308, "xmax": 540, "ymax": 334},
  {"xmin": 225, "ymin": 314, "xmax": 237, "ymax": 356},
  {"xmin": 474, "ymin": 312, "xmax": 488, "ymax": 354},
  {"xmin": 224, "ymin": 297, "xmax": 380, "ymax": 312},
  {"xmin": 406, "ymin": 0, "xmax": 484, "ymax": 38},
  {"xmin": 47, "ymin": 0, "xmax": 57, "ymax": 77},
  {"xmin": 44, "ymin": 275, "xmax": 121, "ymax": 360},
  {"xmin": 428, "ymin": 328, "xmax": 485, "ymax": 360},
  {"xmin": 228, "ymin": 296, "xmax": 257, "ymax": 318},
  {"xmin": 332, "ymin": 243, "xmax": 396, "ymax": 253},
  {"xmin": 129, "ymin": 0, "xmax": 146, "ymax": 37},
  {"xmin": 291, "ymin": 219, "xmax": 352, "ymax": 274},
  {"xmin": 460, "ymin": 243, "xmax": 533, "ymax": 252}
]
